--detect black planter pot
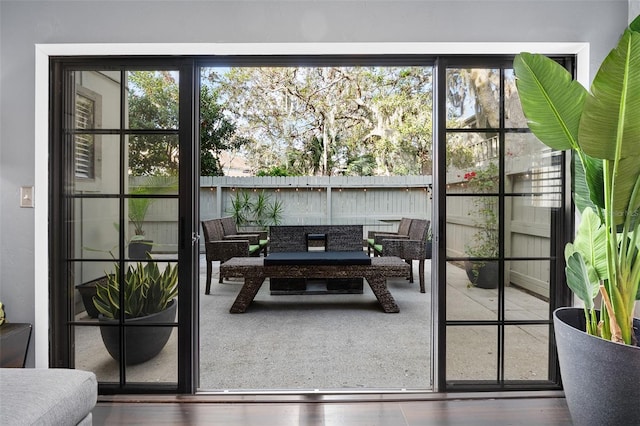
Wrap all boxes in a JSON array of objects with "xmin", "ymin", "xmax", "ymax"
[
  {"xmin": 99, "ymin": 299, "xmax": 177, "ymax": 365},
  {"xmin": 128, "ymin": 240, "xmax": 153, "ymax": 260},
  {"xmin": 75, "ymin": 276, "xmax": 109, "ymax": 318},
  {"xmin": 554, "ymin": 307, "xmax": 640, "ymax": 426},
  {"xmin": 464, "ymin": 260, "xmax": 498, "ymax": 289}
]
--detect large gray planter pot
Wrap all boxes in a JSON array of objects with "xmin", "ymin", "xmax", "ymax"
[
  {"xmin": 464, "ymin": 260, "xmax": 498, "ymax": 289},
  {"xmin": 99, "ymin": 299, "xmax": 176, "ymax": 365},
  {"xmin": 553, "ymin": 307, "xmax": 640, "ymax": 426}
]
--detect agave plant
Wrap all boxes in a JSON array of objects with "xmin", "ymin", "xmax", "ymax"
[
  {"xmin": 94, "ymin": 262, "xmax": 178, "ymax": 319},
  {"xmin": 514, "ymin": 15, "xmax": 640, "ymax": 345}
]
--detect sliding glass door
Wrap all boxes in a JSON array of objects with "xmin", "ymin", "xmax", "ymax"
[
  {"xmin": 49, "ymin": 54, "xmax": 573, "ymax": 394},
  {"xmin": 50, "ymin": 59, "xmax": 198, "ymax": 393},
  {"xmin": 435, "ymin": 58, "xmax": 573, "ymax": 390}
]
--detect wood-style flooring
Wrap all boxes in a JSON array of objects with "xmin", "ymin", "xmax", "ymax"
[{"xmin": 93, "ymin": 394, "xmax": 572, "ymax": 425}]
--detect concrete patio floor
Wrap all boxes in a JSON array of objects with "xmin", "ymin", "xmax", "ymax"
[{"xmin": 75, "ymin": 254, "xmax": 551, "ymax": 390}]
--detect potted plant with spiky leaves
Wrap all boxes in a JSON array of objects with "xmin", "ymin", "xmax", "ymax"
[
  {"xmin": 93, "ymin": 261, "xmax": 178, "ymax": 365},
  {"xmin": 514, "ymin": 15, "xmax": 640, "ymax": 425}
]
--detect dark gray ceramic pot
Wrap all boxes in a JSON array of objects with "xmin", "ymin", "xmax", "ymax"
[
  {"xmin": 464, "ymin": 260, "xmax": 498, "ymax": 289},
  {"xmin": 553, "ymin": 307, "xmax": 640, "ymax": 426},
  {"xmin": 99, "ymin": 299, "xmax": 176, "ymax": 365}
]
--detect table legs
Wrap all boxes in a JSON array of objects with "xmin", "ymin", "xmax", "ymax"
[
  {"xmin": 229, "ymin": 273, "xmax": 400, "ymax": 313},
  {"xmin": 363, "ymin": 275, "xmax": 400, "ymax": 313},
  {"xmin": 229, "ymin": 276, "xmax": 266, "ymax": 313}
]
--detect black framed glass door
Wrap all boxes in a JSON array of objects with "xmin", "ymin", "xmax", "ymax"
[
  {"xmin": 50, "ymin": 58, "xmax": 198, "ymax": 393},
  {"xmin": 49, "ymin": 53, "xmax": 574, "ymax": 395},
  {"xmin": 434, "ymin": 57, "xmax": 573, "ymax": 391}
]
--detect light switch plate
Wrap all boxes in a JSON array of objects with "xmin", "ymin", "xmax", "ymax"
[{"xmin": 20, "ymin": 186, "xmax": 34, "ymax": 208}]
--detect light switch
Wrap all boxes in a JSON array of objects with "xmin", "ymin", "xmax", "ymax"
[{"xmin": 20, "ymin": 186, "xmax": 34, "ymax": 208}]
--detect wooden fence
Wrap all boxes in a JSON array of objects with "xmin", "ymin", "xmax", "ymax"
[{"xmin": 140, "ymin": 173, "xmax": 554, "ymax": 299}]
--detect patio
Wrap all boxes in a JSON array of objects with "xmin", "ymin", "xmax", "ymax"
[{"xmin": 75, "ymin": 253, "xmax": 549, "ymax": 390}]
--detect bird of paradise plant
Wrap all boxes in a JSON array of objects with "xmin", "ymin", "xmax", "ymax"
[{"xmin": 514, "ymin": 15, "xmax": 640, "ymax": 345}]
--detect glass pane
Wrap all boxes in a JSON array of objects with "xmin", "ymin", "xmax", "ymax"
[
  {"xmin": 446, "ymin": 325, "xmax": 497, "ymax": 381},
  {"xmin": 73, "ymin": 324, "xmax": 178, "ymax": 384},
  {"xmin": 445, "ymin": 195, "xmax": 499, "ymax": 260},
  {"xmin": 126, "ymin": 325, "xmax": 178, "ymax": 384},
  {"xmin": 446, "ymin": 261, "xmax": 497, "ymax": 321},
  {"xmin": 127, "ymin": 134, "xmax": 180, "ymax": 178},
  {"xmin": 446, "ymin": 68, "xmax": 500, "ymax": 129},
  {"xmin": 446, "ymin": 133, "xmax": 499, "ymax": 176},
  {"xmin": 505, "ymin": 133, "xmax": 562, "ymax": 204},
  {"xmin": 126, "ymin": 197, "xmax": 179, "ymax": 259},
  {"xmin": 505, "ymin": 260, "xmax": 551, "ymax": 319},
  {"xmin": 71, "ymin": 198, "xmax": 120, "ymax": 259},
  {"xmin": 71, "ymin": 70, "xmax": 122, "ymax": 130},
  {"xmin": 504, "ymin": 325, "xmax": 550, "ymax": 381},
  {"xmin": 504, "ymin": 69, "xmax": 528, "ymax": 128},
  {"xmin": 127, "ymin": 70, "xmax": 179, "ymax": 130},
  {"xmin": 504, "ymin": 196, "xmax": 554, "ymax": 259},
  {"xmin": 72, "ymin": 261, "xmax": 118, "ymax": 321},
  {"xmin": 70, "ymin": 135, "xmax": 120, "ymax": 194},
  {"xmin": 120, "ymin": 261, "xmax": 179, "ymax": 325},
  {"xmin": 74, "ymin": 324, "xmax": 117, "ymax": 383}
]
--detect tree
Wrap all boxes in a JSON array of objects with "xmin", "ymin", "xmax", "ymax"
[
  {"xmin": 127, "ymin": 70, "xmax": 247, "ymax": 177},
  {"xmin": 218, "ymin": 66, "xmax": 434, "ymax": 176},
  {"xmin": 199, "ymin": 78, "xmax": 250, "ymax": 176},
  {"xmin": 127, "ymin": 71, "xmax": 180, "ymax": 176}
]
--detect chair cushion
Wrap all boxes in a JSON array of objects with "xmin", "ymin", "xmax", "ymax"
[
  {"xmin": 249, "ymin": 244, "xmax": 261, "ymax": 254},
  {"xmin": 259, "ymin": 239, "xmax": 269, "ymax": 247},
  {"xmin": 374, "ymin": 244, "xmax": 383, "ymax": 254},
  {"xmin": 366, "ymin": 238, "xmax": 375, "ymax": 246}
]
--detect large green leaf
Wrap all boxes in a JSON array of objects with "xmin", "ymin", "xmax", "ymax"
[
  {"xmin": 571, "ymin": 207, "xmax": 608, "ymax": 280},
  {"xmin": 513, "ymin": 53, "xmax": 588, "ymax": 151},
  {"xmin": 564, "ymin": 251, "xmax": 599, "ymax": 309},
  {"xmin": 574, "ymin": 153, "xmax": 605, "ymax": 214},
  {"xmin": 579, "ymin": 28, "xmax": 640, "ymax": 225}
]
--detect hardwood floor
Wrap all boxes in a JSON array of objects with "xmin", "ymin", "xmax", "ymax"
[{"xmin": 93, "ymin": 394, "xmax": 572, "ymax": 425}]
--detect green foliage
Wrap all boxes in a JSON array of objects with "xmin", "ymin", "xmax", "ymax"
[
  {"xmin": 127, "ymin": 71, "xmax": 180, "ymax": 176},
  {"xmin": 514, "ymin": 15, "xmax": 640, "ymax": 344},
  {"xmin": 128, "ymin": 176, "xmax": 178, "ymax": 236},
  {"xmin": 256, "ymin": 165, "xmax": 293, "ymax": 177},
  {"xmin": 227, "ymin": 190, "xmax": 284, "ymax": 228},
  {"xmin": 200, "ymin": 82, "xmax": 250, "ymax": 176},
  {"xmin": 218, "ymin": 66, "xmax": 433, "ymax": 176},
  {"xmin": 127, "ymin": 70, "xmax": 247, "ymax": 177},
  {"xmin": 93, "ymin": 262, "xmax": 178, "ymax": 319},
  {"xmin": 464, "ymin": 162, "xmax": 499, "ymax": 260}
]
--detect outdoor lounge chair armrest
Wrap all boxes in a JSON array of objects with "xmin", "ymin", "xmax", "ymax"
[
  {"xmin": 206, "ymin": 239, "xmax": 250, "ymax": 261},
  {"xmin": 381, "ymin": 238, "xmax": 426, "ymax": 258},
  {"xmin": 237, "ymin": 230, "xmax": 268, "ymax": 241},
  {"xmin": 375, "ymin": 233, "xmax": 409, "ymax": 245},
  {"xmin": 224, "ymin": 233, "xmax": 260, "ymax": 245}
]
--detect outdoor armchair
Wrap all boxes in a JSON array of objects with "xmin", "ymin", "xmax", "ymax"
[
  {"xmin": 367, "ymin": 217, "xmax": 413, "ymax": 256},
  {"xmin": 201, "ymin": 218, "xmax": 263, "ymax": 294},
  {"xmin": 220, "ymin": 216, "xmax": 269, "ymax": 255},
  {"xmin": 379, "ymin": 219, "xmax": 430, "ymax": 293}
]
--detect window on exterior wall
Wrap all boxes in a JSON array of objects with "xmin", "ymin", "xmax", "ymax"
[{"xmin": 74, "ymin": 89, "xmax": 100, "ymax": 180}]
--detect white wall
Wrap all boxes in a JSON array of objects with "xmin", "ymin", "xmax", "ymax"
[{"xmin": 0, "ymin": 0, "xmax": 631, "ymax": 367}]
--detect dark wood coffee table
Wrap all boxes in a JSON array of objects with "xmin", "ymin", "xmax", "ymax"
[{"xmin": 220, "ymin": 253, "xmax": 409, "ymax": 313}]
